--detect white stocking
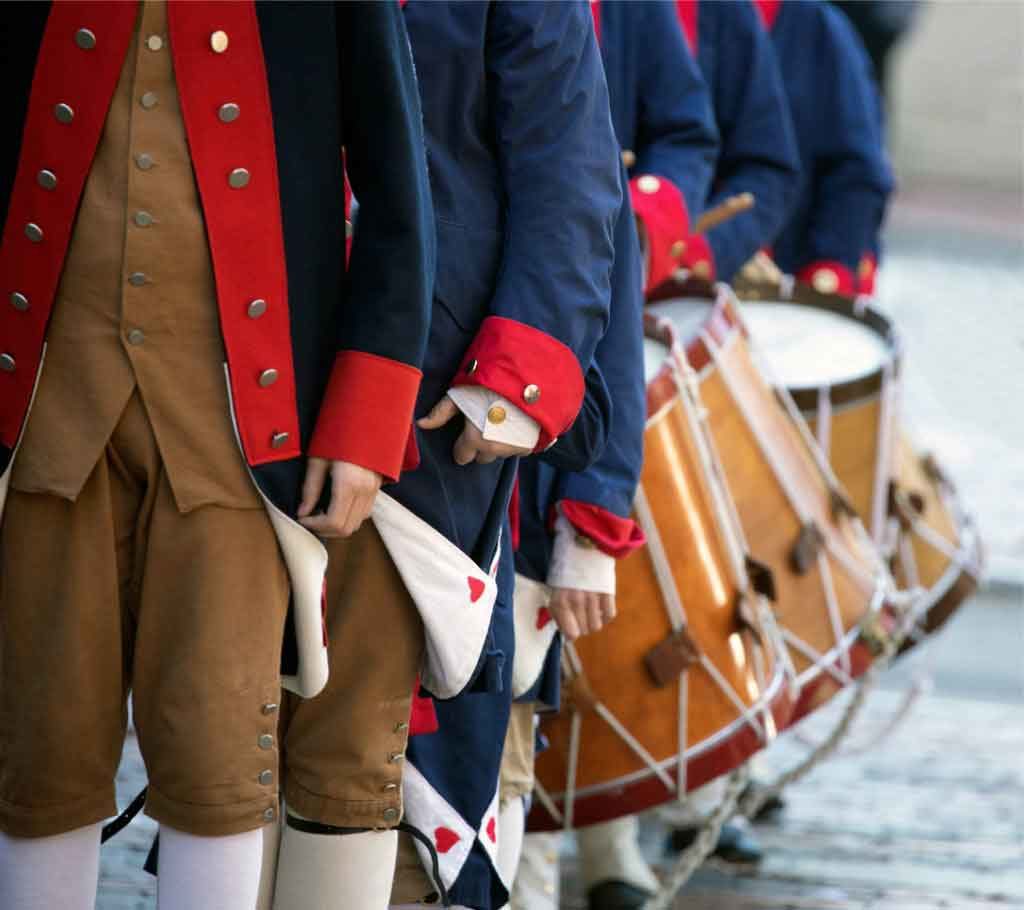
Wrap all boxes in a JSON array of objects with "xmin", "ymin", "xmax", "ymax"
[
  {"xmin": 156, "ymin": 824, "xmax": 264, "ymax": 910},
  {"xmin": 0, "ymin": 823, "xmax": 101, "ymax": 910},
  {"xmin": 255, "ymin": 819, "xmax": 283, "ymax": 910},
  {"xmin": 273, "ymin": 816, "xmax": 398, "ymax": 910},
  {"xmin": 577, "ymin": 815, "xmax": 659, "ymax": 893},
  {"xmin": 496, "ymin": 796, "xmax": 526, "ymax": 892},
  {"xmin": 510, "ymin": 831, "xmax": 560, "ymax": 910}
]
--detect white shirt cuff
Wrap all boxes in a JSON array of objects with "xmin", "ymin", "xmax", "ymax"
[
  {"xmin": 446, "ymin": 387, "xmax": 541, "ymax": 449},
  {"xmin": 546, "ymin": 514, "xmax": 616, "ymax": 595}
]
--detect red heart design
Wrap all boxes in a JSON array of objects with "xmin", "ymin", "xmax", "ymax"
[
  {"xmin": 536, "ymin": 607, "xmax": 553, "ymax": 630},
  {"xmin": 486, "ymin": 816, "xmax": 497, "ymax": 843},
  {"xmin": 434, "ymin": 826, "xmax": 460, "ymax": 854},
  {"xmin": 467, "ymin": 577, "xmax": 486, "ymax": 603}
]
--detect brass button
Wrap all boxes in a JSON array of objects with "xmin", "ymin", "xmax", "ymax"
[
  {"xmin": 37, "ymin": 169, "xmax": 57, "ymax": 190},
  {"xmin": 135, "ymin": 153, "xmax": 155, "ymax": 171},
  {"xmin": 393, "ymin": 721, "xmax": 409, "ymax": 733},
  {"xmin": 261, "ymin": 702, "xmax": 279, "ymax": 715},
  {"xmin": 263, "ymin": 807, "xmax": 276, "ymax": 822},
  {"xmin": 382, "ymin": 782, "xmax": 399, "ymax": 792},
  {"xmin": 637, "ymin": 174, "xmax": 661, "ymax": 194},
  {"xmin": 24, "ymin": 223, "xmax": 43, "ymax": 243},
  {"xmin": 128, "ymin": 272, "xmax": 148, "ymax": 287},
  {"xmin": 134, "ymin": 211, "xmax": 154, "ymax": 228},
  {"xmin": 247, "ymin": 298, "xmax": 267, "ymax": 319},
  {"xmin": 229, "ymin": 168, "xmax": 250, "ymax": 189},
  {"xmin": 10, "ymin": 292, "xmax": 29, "ymax": 312},
  {"xmin": 388, "ymin": 751, "xmax": 404, "ymax": 764},
  {"xmin": 621, "ymin": 149, "xmax": 636, "ymax": 168},
  {"xmin": 0, "ymin": 354, "xmax": 15, "ymax": 373},
  {"xmin": 523, "ymin": 384, "xmax": 541, "ymax": 404},
  {"xmin": 466, "ymin": 359, "xmax": 478, "ymax": 375},
  {"xmin": 140, "ymin": 91, "xmax": 158, "ymax": 110},
  {"xmin": 54, "ymin": 103, "xmax": 74, "ymax": 124},
  {"xmin": 487, "ymin": 405, "xmax": 507, "ymax": 425},
  {"xmin": 75, "ymin": 28, "xmax": 96, "ymax": 50},
  {"xmin": 146, "ymin": 34, "xmax": 164, "ymax": 52},
  {"xmin": 670, "ymin": 240, "xmax": 685, "ymax": 259},
  {"xmin": 210, "ymin": 30, "xmax": 229, "ymax": 53},
  {"xmin": 692, "ymin": 260, "xmax": 712, "ymax": 280},
  {"xmin": 258, "ymin": 368, "xmax": 279, "ymax": 388},
  {"xmin": 344, "ymin": 220, "xmax": 353, "ymax": 239},
  {"xmin": 126, "ymin": 329, "xmax": 145, "ymax": 346},
  {"xmin": 382, "ymin": 808, "xmax": 399, "ymax": 823},
  {"xmin": 812, "ymin": 268, "xmax": 839, "ymax": 295},
  {"xmin": 270, "ymin": 431, "xmax": 290, "ymax": 449},
  {"xmin": 258, "ymin": 769, "xmax": 274, "ymax": 786},
  {"xmin": 219, "ymin": 103, "xmax": 240, "ymax": 124},
  {"xmin": 575, "ymin": 533, "xmax": 596, "ymax": 549},
  {"xmin": 258, "ymin": 733, "xmax": 275, "ymax": 750}
]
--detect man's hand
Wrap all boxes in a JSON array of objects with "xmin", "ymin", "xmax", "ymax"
[
  {"xmin": 547, "ymin": 587, "xmax": 616, "ymax": 641},
  {"xmin": 418, "ymin": 396, "xmax": 532, "ymax": 466},
  {"xmin": 298, "ymin": 458, "xmax": 382, "ymax": 538}
]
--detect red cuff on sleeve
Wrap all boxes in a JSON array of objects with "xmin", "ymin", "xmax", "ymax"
[
  {"xmin": 857, "ymin": 253, "xmax": 878, "ymax": 296},
  {"xmin": 450, "ymin": 316, "xmax": 585, "ymax": 450},
  {"xmin": 559, "ymin": 500, "xmax": 646, "ymax": 559},
  {"xmin": 308, "ymin": 351, "xmax": 422, "ymax": 482},
  {"xmin": 681, "ymin": 232, "xmax": 716, "ymax": 282},
  {"xmin": 796, "ymin": 261, "xmax": 857, "ymax": 299},
  {"xmin": 630, "ymin": 174, "xmax": 690, "ymax": 295}
]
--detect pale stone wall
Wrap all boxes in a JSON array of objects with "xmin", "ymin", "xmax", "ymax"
[{"xmin": 889, "ymin": 0, "xmax": 1024, "ymax": 193}]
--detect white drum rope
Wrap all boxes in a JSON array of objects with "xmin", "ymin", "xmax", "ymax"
[
  {"xmin": 781, "ymin": 629, "xmax": 855, "ymax": 689},
  {"xmin": 898, "ymin": 530, "xmax": 922, "ymax": 589},
  {"xmin": 698, "ymin": 656, "xmax": 766, "ymax": 742},
  {"xmin": 817, "ymin": 550, "xmax": 852, "ymax": 676},
  {"xmin": 870, "ymin": 362, "xmax": 899, "ymax": 544},
  {"xmin": 633, "ymin": 483, "xmax": 688, "ymax": 632},
  {"xmin": 677, "ymin": 672, "xmax": 689, "ymax": 797},
  {"xmin": 592, "ymin": 703, "xmax": 677, "ymax": 793},
  {"xmin": 563, "ymin": 711, "xmax": 582, "ymax": 831},
  {"xmin": 531, "ymin": 780, "xmax": 563, "ymax": 826},
  {"xmin": 815, "ymin": 386, "xmax": 832, "ymax": 458}
]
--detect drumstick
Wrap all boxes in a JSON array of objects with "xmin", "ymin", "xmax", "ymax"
[{"xmin": 694, "ymin": 192, "xmax": 755, "ymax": 234}]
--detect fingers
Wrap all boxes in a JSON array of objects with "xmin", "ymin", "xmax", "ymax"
[
  {"xmin": 298, "ymin": 457, "xmax": 329, "ymax": 518},
  {"xmin": 417, "ymin": 396, "xmax": 459, "ymax": 430},
  {"xmin": 599, "ymin": 593, "xmax": 617, "ymax": 624},
  {"xmin": 298, "ymin": 462, "xmax": 382, "ymax": 538},
  {"xmin": 548, "ymin": 590, "xmax": 581, "ymax": 641},
  {"xmin": 586, "ymin": 594, "xmax": 604, "ymax": 637},
  {"xmin": 453, "ymin": 422, "xmax": 482, "ymax": 466}
]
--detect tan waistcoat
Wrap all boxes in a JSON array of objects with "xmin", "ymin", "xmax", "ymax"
[{"xmin": 12, "ymin": 0, "xmax": 259, "ymax": 513}]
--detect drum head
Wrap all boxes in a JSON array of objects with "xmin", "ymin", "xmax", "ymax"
[
  {"xmin": 740, "ymin": 303, "xmax": 889, "ymax": 391},
  {"xmin": 647, "ymin": 298, "xmax": 714, "ymax": 348},
  {"xmin": 642, "ymin": 337, "xmax": 669, "ymax": 385}
]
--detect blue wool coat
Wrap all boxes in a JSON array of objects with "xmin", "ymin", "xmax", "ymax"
[
  {"xmin": 764, "ymin": 0, "xmax": 894, "ymax": 278},
  {"xmin": 399, "ymin": 3, "xmax": 622, "ymax": 906},
  {"xmin": 691, "ymin": 0, "xmax": 800, "ymax": 281}
]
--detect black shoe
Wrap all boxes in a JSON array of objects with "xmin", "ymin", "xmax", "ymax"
[
  {"xmin": 666, "ymin": 820, "xmax": 764, "ymax": 867},
  {"xmin": 588, "ymin": 880, "xmax": 655, "ymax": 910},
  {"xmin": 741, "ymin": 781, "xmax": 786, "ymax": 823}
]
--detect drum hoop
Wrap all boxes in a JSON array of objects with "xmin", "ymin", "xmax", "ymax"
[{"xmin": 542, "ymin": 659, "xmax": 789, "ymax": 803}]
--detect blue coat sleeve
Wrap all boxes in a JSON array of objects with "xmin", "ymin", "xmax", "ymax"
[
  {"xmin": 798, "ymin": 4, "xmax": 893, "ymax": 272},
  {"xmin": 473, "ymin": 1, "xmax": 620, "ymax": 413},
  {"xmin": 700, "ymin": 0, "xmax": 800, "ymax": 281},
  {"xmin": 630, "ymin": 0, "xmax": 719, "ymax": 216},
  {"xmin": 555, "ymin": 175, "xmax": 646, "ymax": 520}
]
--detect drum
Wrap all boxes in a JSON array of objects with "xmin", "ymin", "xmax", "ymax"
[
  {"xmin": 647, "ymin": 286, "xmax": 891, "ymax": 727},
  {"xmin": 738, "ymin": 284, "xmax": 982, "ymax": 654},
  {"xmin": 527, "ymin": 316, "xmax": 793, "ymax": 831}
]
